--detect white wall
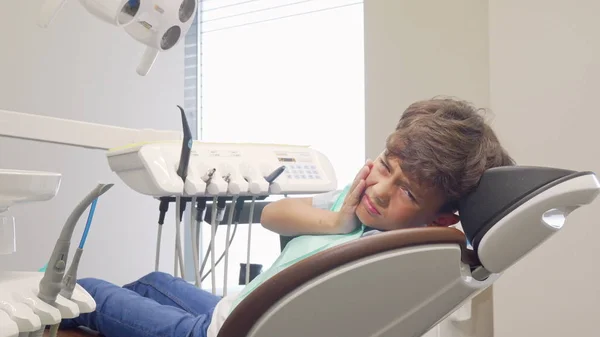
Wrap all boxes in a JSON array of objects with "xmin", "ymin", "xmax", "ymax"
[
  {"xmin": 489, "ymin": 0, "xmax": 600, "ymax": 336},
  {"xmin": 0, "ymin": 1, "xmax": 184, "ymax": 285},
  {"xmin": 365, "ymin": 0, "xmax": 600, "ymax": 336},
  {"xmin": 363, "ymin": 1, "xmax": 493, "ymax": 336},
  {"xmin": 364, "ymin": 0, "xmax": 491, "ymax": 159}
]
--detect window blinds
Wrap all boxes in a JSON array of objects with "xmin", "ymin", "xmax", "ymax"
[{"xmin": 183, "ymin": 0, "xmax": 363, "ymax": 139}]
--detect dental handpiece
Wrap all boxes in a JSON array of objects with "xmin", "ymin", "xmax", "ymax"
[
  {"xmin": 38, "ymin": 183, "xmax": 114, "ymax": 305},
  {"xmin": 265, "ymin": 165, "xmax": 286, "ymax": 183}
]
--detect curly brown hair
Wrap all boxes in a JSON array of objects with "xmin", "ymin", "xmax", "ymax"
[{"xmin": 386, "ymin": 97, "xmax": 514, "ymax": 212}]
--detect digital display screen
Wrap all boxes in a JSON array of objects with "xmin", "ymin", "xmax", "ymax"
[{"xmin": 278, "ymin": 157, "xmax": 296, "ymax": 162}]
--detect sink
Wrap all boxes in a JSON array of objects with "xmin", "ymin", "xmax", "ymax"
[
  {"xmin": 0, "ymin": 169, "xmax": 62, "ymax": 213},
  {"xmin": 0, "ymin": 169, "xmax": 61, "ymax": 254}
]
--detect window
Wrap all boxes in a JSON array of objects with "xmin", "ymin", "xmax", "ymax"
[{"xmin": 184, "ymin": 0, "xmax": 364, "ymax": 293}]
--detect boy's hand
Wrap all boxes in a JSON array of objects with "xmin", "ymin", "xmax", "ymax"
[{"xmin": 335, "ymin": 159, "xmax": 373, "ymax": 233}]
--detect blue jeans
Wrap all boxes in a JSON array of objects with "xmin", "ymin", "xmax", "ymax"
[{"xmin": 60, "ymin": 272, "xmax": 221, "ymax": 337}]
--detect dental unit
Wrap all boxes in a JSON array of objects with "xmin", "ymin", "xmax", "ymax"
[{"xmin": 1, "ymin": 104, "xmax": 599, "ymax": 337}]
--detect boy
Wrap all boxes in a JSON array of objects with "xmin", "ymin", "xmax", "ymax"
[{"xmin": 60, "ymin": 97, "xmax": 513, "ymax": 337}]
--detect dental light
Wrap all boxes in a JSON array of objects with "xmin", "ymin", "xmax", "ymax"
[{"xmin": 37, "ymin": 0, "xmax": 198, "ymax": 76}]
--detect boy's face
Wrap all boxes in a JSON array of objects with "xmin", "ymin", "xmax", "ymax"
[{"xmin": 355, "ymin": 152, "xmax": 459, "ymax": 230}]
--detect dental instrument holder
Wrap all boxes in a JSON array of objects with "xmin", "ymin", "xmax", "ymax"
[
  {"xmin": 37, "ymin": 0, "xmax": 198, "ymax": 76},
  {"xmin": 154, "ymin": 160, "xmax": 283, "ymax": 227},
  {"xmin": 157, "ymin": 196, "xmax": 269, "ymax": 224}
]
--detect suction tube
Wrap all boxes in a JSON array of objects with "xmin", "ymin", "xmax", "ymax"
[{"xmin": 38, "ymin": 183, "xmax": 114, "ymax": 305}]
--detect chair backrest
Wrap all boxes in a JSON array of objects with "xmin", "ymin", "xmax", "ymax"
[
  {"xmin": 459, "ymin": 166, "xmax": 600, "ymax": 273},
  {"xmin": 218, "ymin": 166, "xmax": 600, "ymax": 337},
  {"xmin": 218, "ymin": 227, "xmax": 487, "ymax": 337}
]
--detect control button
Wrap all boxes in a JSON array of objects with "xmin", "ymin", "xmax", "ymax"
[
  {"xmin": 294, "ymin": 175, "xmax": 301, "ymax": 179},
  {"xmin": 55, "ymin": 260, "xmax": 66, "ymax": 271},
  {"xmin": 312, "ymin": 170, "xmax": 319, "ymax": 175},
  {"xmin": 310, "ymin": 165, "xmax": 316, "ymax": 169},
  {"xmin": 315, "ymin": 175, "xmax": 321, "ymax": 179},
  {"xmin": 287, "ymin": 174, "xmax": 293, "ymax": 179},
  {"xmin": 308, "ymin": 175, "xmax": 314, "ymax": 179},
  {"xmin": 301, "ymin": 175, "xmax": 307, "ymax": 179}
]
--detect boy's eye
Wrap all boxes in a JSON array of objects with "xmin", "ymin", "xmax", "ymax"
[
  {"xmin": 379, "ymin": 158, "xmax": 391, "ymax": 172},
  {"xmin": 401, "ymin": 187, "xmax": 417, "ymax": 203}
]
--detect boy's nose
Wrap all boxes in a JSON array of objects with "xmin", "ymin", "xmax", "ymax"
[
  {"xmin": 372, "ymin": 187, "xmax": 390, "ymax": 207},
  {"xmin": 374, "ymin": 195, "xmax": 389, "ymax": 208},
  {"xmin": 372, "ymin": 181, "xmax": 392, "ymax": 208}
]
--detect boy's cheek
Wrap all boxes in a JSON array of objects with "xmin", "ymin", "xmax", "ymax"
[{"xmin": 355, "ymin": 206, "xmax": 372, "ymax": 225}]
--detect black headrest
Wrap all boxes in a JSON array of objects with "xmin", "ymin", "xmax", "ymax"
[{"xmin": 458, "ymin": 166, "xmax": 590, "ymax": 251}]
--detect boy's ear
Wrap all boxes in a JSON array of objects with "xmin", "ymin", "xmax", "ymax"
[{"xmin": 431, "ymin": 213, "xmax": 460, "ymax": 227}]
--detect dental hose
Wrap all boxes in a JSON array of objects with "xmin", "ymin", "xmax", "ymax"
[
  {"xmin": 174, "ymin": 196, "xmax": 186, "ymax": 278},
  {"xmin": 222, "ymin": 196, "xmax": 238, "ymax": 295},
  {"xmin": 195, "ymin": 204, "xmax": 202, "ymax": 284},
  {"xmin": 52, "ymin": 197, "xmax": 100, "ymax": 337},
  {"xmin": 155, "ymin": 198, "xmax": 169, "ymax": 272},
  {"xmin": 198, "ymin": 204, "xmax": 215, "ymax": 279},
  {"xmin": 59, "ymin": 198, "xmax": 98, "ymax": 300},
  {"xmin": 210, "ymin": 197, "xmax": 218, "ymax": 294},
  {"xmin": 245, "ymin": 197, "xmax": 257, "ymax": 285},
  {"xmin": 197, "ymin": 197, "xmax": 238, "ymax": 290},
  {"xmin": 48, "ymin": 324, "xmax": 59, "ymax": 337},
  {"xmin": 193, "ymin": 199, "xmax": 207, "ymax": 287},
  {"xmin": 201, "ymin": 221, "xmax": 238, "ymax": 282},
  {"xmin": 190, "ymin": 196, "xmax": 201, "ymax": 287},
  {"xmin": 198, "ymin": 197, "xmax": 255, "ymax": 286}
]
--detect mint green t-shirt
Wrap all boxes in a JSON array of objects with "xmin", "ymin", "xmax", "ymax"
[{"xmin": 229, "ymin": 185, "xmax": 365, "ymax": 312}]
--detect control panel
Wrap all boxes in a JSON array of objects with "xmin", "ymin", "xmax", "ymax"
[
  {"xmin": 106, "ymin": 141, "xmax": 337, "ymax": 197},
  {"xmin": 276, "ymin": 151, "xmax": 323, "ymax": 181}
]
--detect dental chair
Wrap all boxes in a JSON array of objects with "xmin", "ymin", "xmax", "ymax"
[{"xmin": 52, "ymin": 166, "xmax": 600, "ymax": 337}]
